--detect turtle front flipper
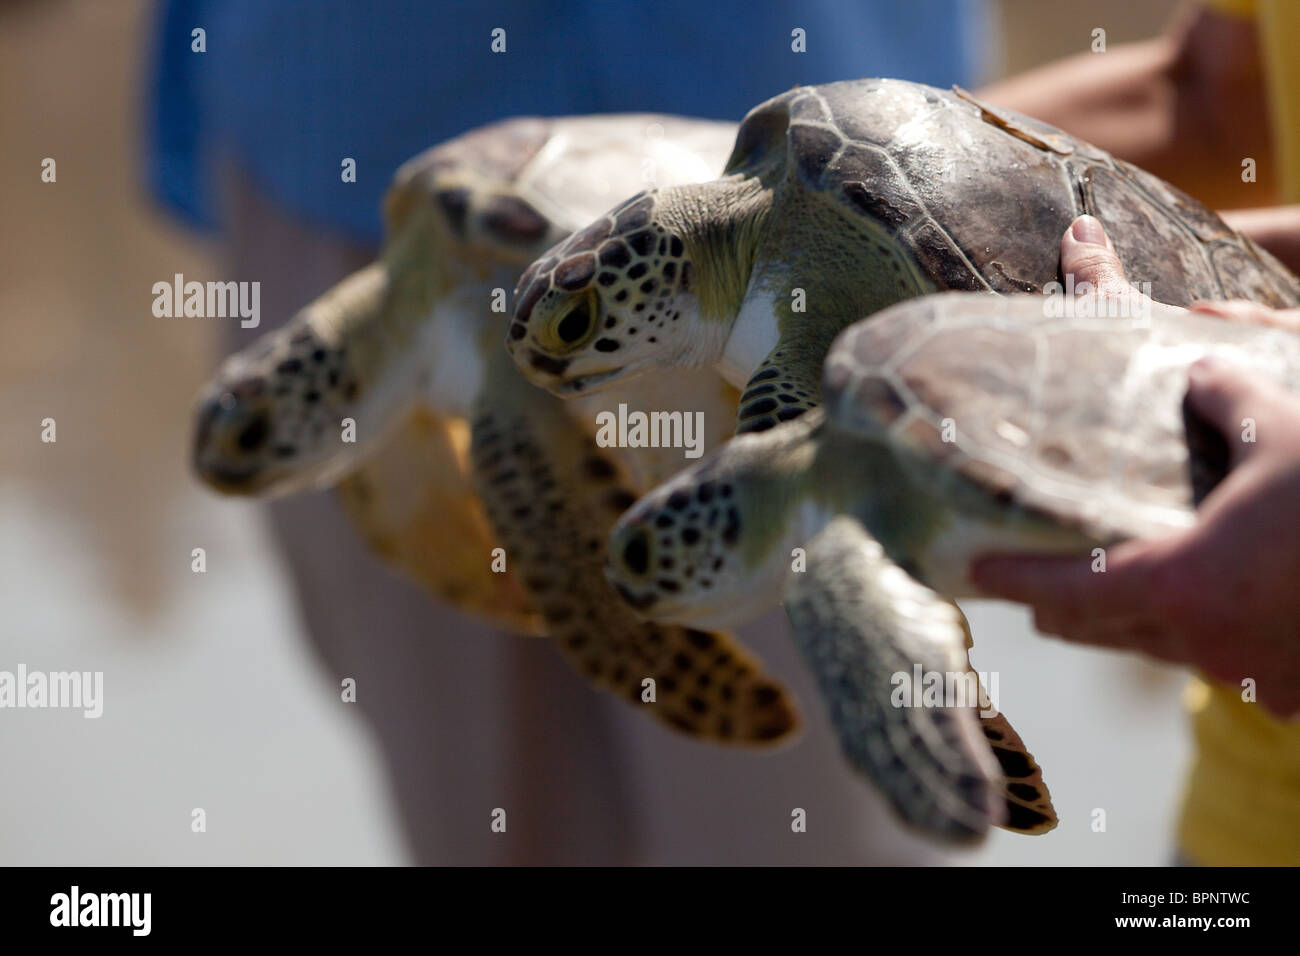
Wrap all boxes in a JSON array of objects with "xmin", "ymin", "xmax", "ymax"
[
  {"xmin": 471, "ymin": 349, "xmax": 799, "ymax": 745},
  {"xmin": 735, "ymin": 333, "xmax": 827, "ymax": 434},
  {"xmin": 786, "ymin": 516, "xmax": 1004, "ymax": 843}
]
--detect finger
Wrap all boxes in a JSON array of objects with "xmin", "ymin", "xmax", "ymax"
[
  {"xmin": 1190, "ymin": 299, "xmax": 1300, "ymax": 331},
  {"xmin": 1073, "ymin": 617, "xmax": 1188, "ymax": 664},
  {"xmin": 1028, "ymin": 600, "xmax": 1187, "ymax": 658},
  {"xmin": 970, "ymin": 539, "xmax": 1165, "ymax": 621},
  {"xmin": 1061, "ymin": 214, "xmax": 1135, "ymax": 299}
]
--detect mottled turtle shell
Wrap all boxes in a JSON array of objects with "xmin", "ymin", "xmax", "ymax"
[
  {"xmin": 336, "ymin": 115, "xmax": 736, "ymax": 632},
  {"xmin": 825, "ymin": 293, "xmax": 1300, "ymax": 543},
  {"xmin": 727, "ymin": 78, "xmax": 1300, "ymax": 308}
]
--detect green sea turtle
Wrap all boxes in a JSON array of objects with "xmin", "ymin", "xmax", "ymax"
[
  {"xmin": 191, "ymin": 115, "xmax": 800, "ymax": 745},
  {"xmin": 602, "ymin": 290, "xmax": 1300, "ymax": 841},
  {"xmin": 507, "ymin": 78, "xmax": 1300, "ymax": 434}
]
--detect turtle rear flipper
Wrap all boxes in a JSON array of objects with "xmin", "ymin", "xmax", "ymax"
[
  {"xmin": 954, "ymin": 614, "xmax": 1059, "ymax": 836},
  {"xmin": 471, "ymin": 350, "xmax": 799, "ymax": 745},
  {"xmin": 786, "ymin": 516, "xmax": 1003, "ymax": 843},
  {"xmin": 978, "ymin": 709, "xmax": 1058, "ymax": 835},
  {"xmin": 336, "ymin": 405, "xmax": 544, "ymax": 635}
]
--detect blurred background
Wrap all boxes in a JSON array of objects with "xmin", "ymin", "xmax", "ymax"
[{"xmin": 1, "ymin": 0, "xmax": 1191, "ymax": 865}]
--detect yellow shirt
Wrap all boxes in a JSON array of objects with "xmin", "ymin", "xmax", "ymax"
[
  {"xmin": 1178, "ymin": 682, "xmax": 1300, "ymax": 865},
  {"xmin": 1179, "ymin": 0, "xmax": 1300, "ymax": 865}
]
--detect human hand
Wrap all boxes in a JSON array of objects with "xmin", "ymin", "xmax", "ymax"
[{"xmin": 971, "ymin": 216, "xmax": 1300, "ymax": 718}]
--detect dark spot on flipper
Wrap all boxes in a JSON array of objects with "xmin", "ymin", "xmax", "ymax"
[
  {"xmin": 1008, "ymin": 782, "xmax": 1041, "ymax": 801},
  {"xmin": 993, "ymin": 746, "xmax": 1034, "ymax": 779},
  {"xmin": 686, "ymin": 630, "xmax": 714, "ymax": 650},
  {"xmin": 740, "ymin": 397, "xmax": 779, "ymax": 418},
  {"xmin": 605, "ymin": 489, "xmax": 637, "ymax": 511},
  {"xmin": 1004, "ymin": 801, "xmax": 1054, "ymax": 831},
  {"xmin": 583, "ymin": 456, "xmax": 615, "ymax": 480}
]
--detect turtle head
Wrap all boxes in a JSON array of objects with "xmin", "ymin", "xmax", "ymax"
[
  {"xmin": 605, "ymin": 416, "xmax": 820, "ymax": 628},
  {"xmin": 506, "ymin": 188, "xmax": 732, "ymax": 395},
  {"xmin": 192, "ymin": 320, "xmax": 365, "ymax": 497}
]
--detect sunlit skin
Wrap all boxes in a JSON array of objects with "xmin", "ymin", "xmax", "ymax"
[{"xmin": 972, "ymin": 216, "xmax": 1300, "ymax": 717}]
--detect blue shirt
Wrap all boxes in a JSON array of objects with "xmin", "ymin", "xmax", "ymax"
[{"xmin": 148, "ymin": 0, "xmax": 987, "ymax": 244}]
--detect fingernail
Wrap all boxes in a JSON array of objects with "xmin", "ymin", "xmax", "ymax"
[{"xmin": 1071, "ymin": 215, "xmax": 1105, "ymax": 245}]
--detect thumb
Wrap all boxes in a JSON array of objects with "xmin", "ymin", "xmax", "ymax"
[{"xmin": 1061, "ymin": 214, "xmax": 1134, "ymax": 299}]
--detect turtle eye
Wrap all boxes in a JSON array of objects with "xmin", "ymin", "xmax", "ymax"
[{"xmin": 555, "ymin": 299, "xmax": 594, "ymax": 345}]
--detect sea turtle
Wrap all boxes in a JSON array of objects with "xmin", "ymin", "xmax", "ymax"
[
  {"xmin": 507, "ymin": 78, "xmax": 1300, "ymax": 434},
  {"xmin": 191, "ymin": 115, "xmax": 800, "ymax": 745},
  {"xmin": 601, "ymin": 289, "xmax": 1300, "ymax": 841}
]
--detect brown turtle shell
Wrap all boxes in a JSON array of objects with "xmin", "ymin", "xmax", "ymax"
[
  {"xmin": 727, "ymin": 78, "xmax": 1300, "ymax": 308},
  {"xmin": 826, "ymin": 293, "xmax": 1300, "ymax": 543}
]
